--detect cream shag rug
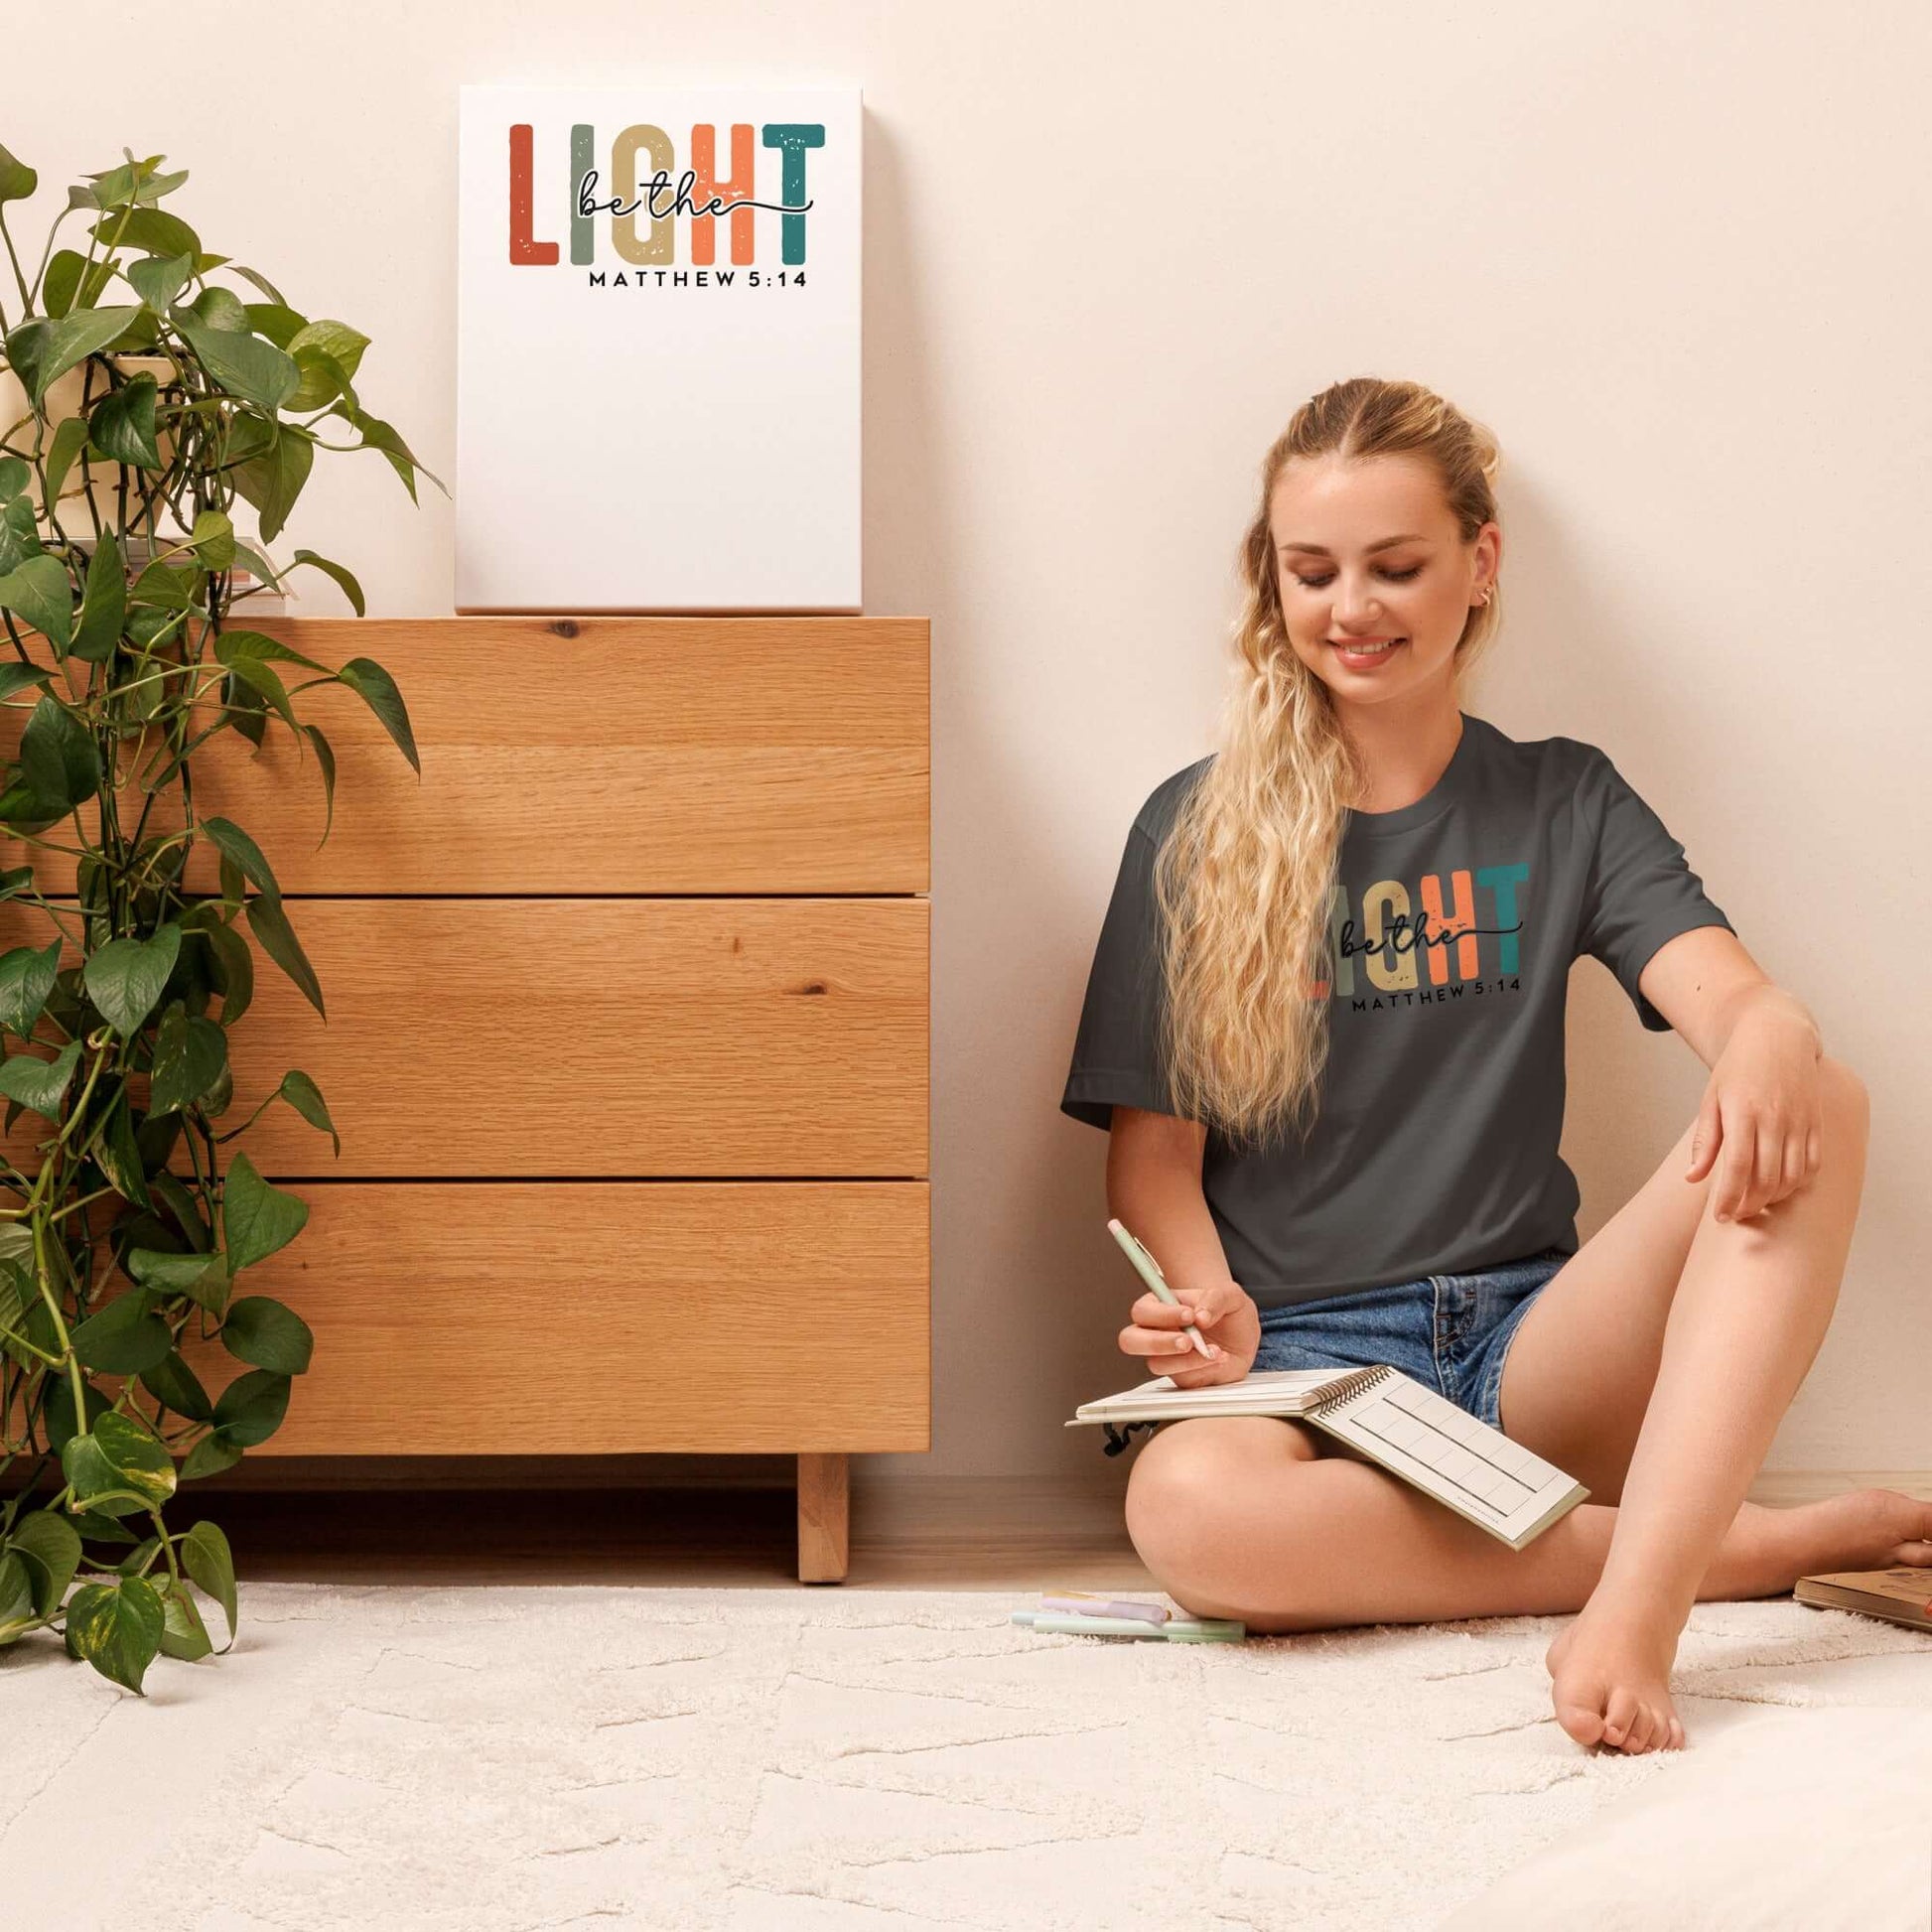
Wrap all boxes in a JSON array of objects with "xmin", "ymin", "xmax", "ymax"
[{"xmin": 4, "ymin": 1583, "xmax": 1930, "ymax": 1931}]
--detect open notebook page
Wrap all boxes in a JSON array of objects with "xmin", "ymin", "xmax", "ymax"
[{"xmin": 1315, "ymin": 1371, "xmax": 1586, "ymax": 1548}]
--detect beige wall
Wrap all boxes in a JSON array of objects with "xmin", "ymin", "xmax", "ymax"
[{"xmin": 15, "ymin": 0, "xmax": 1925, "ymax": 1504}]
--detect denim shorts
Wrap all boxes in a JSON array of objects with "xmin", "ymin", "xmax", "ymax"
[{"xmin": 1248, "ymin": 1245, "xmax": 1572, "ymax": 1433}]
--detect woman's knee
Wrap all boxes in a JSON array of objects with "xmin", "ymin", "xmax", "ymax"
[
  {"xmin": 1122, "ymin": 1416, "xmax": 1316, "ymax": 1565},
  {"xmin": 1816, "ymin": 1055, "xmax": 1869, "ymax": 1147}
]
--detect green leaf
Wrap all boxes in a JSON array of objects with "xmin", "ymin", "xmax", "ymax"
[
  {"xmin": 41, "ymin": 250, "xmax": 117, "ymax": 320},
  {"xmin": 227, "ymin": 421, "xmax": 313, "ymax": 543},
  {"xmin": 129, "ymin": 558, "xmax": 194, "ymax": 609},
  {"xmin": 0, "ymin": 1550, "xmax": 40, "ymax": 1643},
  {"xmin": 42, "ymin": 414, "xmax": 91, "ymax": 515},
  {"xmin": 4, "ymin": 307, "xmax": 144, "ymax": 406},
  {"xmin": 61, "ymin": 1412, "xmax": 177, "ymax": 1513},
  {"xmin": 188, "ymin": 285, "xmax": 250, "ymax": 332},
  {"xmin": 82, "ymin": 923, "xmax": 182, "ymax": 1035},
  {"xmin": 187, "ymin": 509, "xmax": 236, "ymax": 571},
  {"xmin": 345, "ymin": 406, "xmax": 445, "ymax": 499},
  {"xmin": 125, "ymin": 251, "xmax": 193, "ymax": 311},
  {"xmin": 43, "ymin": 1374, "xmax": 110, "ymax": 1453},
  {"xmin": 139, "ymin": 1349, "xmax": 214, "ymax": 1425},
  {"xmin": 287, "ymin": 318, "xmax": 369, "ymax": 381},
  {"xmin": 284, "ymin": 345, "xmax": 353, "ymax": 415},
  {"xmin": 303, "ymin": 724, "xmax": 337, "ymax": 848},
  {"xmin": 180, "ymin": 1429, "xmax": 244, "ymax": 1481},
  {"xmin": 203, "ymin": 918, "xmax": 254, "ymax": 1027},
  {"xmin": 241, "ymin": 302, "xmax": 306, "ymax": 347},
  {"xmin": 210, "ymin": 1367, "xmax": 289, "ymax": 1449},
  {"xmin": 222, "ymin": 1151, "xmax": 308, "ymax": 1272},
  {"xmin": 0, "ymin": 494, "xmax": 39, "ymax": 578},
  {"xmin": 277, "ymin": 1069, "xmax": 340, "ymax": 1156},
  {"xmin": 230, "ymin": 542, "xmax": 287, "ymax": 592},
  {"xmin": 181, "ymin": 1519, "xmax": 237, "ymax": 1643},
  {"xmin": 69, "ymin": 1287, "xmax": 171, "ymax": 1374},
  {"xmin": 95, "ymin": 1087, "xmax": 154, "ymax": 1209},
  {"xmin": 88, "ymin": 205, "xmax": 202, "ymax": 259},
  {"xmin": 69, "ymin": 532, "xmax": 127, "ymax": 664},
  {"xmin": 0, "ymin": 142, "xmax": 37, "ymax": 205},
  {"xmin": 213, "ymin": 646, "xmax": 297, "ymax": 733},
  {"xmin": 0, "ymin": 456, "xmax": 27, "ymax": 497},
  {"xmin": 0, "ymin": 555, "xmax": 75, "ymax": 653},
  {"xmin": 221, "ymin": 1295, "xmax": 314, "ymax": 1375},
  {"xmin": 20, "ymin": 691, "xmax": 95, "ymax": 805},
  {"xmin": 337, "ymin": 658, "xmax": 419, "ymax": 773},
  {"xmin": 0, "ymin": 937, "xmax": 64, "ymax": 1035},
  {"xmin": 88, "ymin": 373, "xmax": 161, "ymax": 469},
  {"xmin": 171, "ymin": 311, "xmax": 298, "ymax": 412},
  {"xmin": 156, "ymin": 1577, "xmax": 212, "ymax": 1661},
  {"xmin": 8, "ymin": 1509, "xmax": 81, "ymax": 1620},
  {"xmin": 199, "ymin": 816, "xmax": 281, "ymax": 901},
  {"xmin": 289, "ymin": 549, "xmax": 365, "ymax": 618},
  {"xmin": 148, "ymin": 1004, "xmax": 228, "ymax": 1116},
  {"xmin": 245, "ymin": 894, "xmax": 325, "ymax": 1017},
  {"xmin": 0, "ymin": 1038, "xmax": 81, "ymax": 1117},
  {"xmin": 65, "ymin": 1575, "xmax": 165, "ymax": 1693},
  {"xmin": 230, "ymin": 265, "xmax": 290, "ymax": 306},
  {"xmin": 215, "ymin": 626, "xmax": 330, "ymax": 674},
  {"xmin": 69, "ymin": 1506, "xmax": 138, "ymax": 1545},
  {"xmin": 129, "ymin": 1246, "xmax": 228, "ymax": 1315}
]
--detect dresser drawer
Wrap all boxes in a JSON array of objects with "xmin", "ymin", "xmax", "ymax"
[
  {"xmin": 219, "ymin": 897, "xmax": 929, "ymax": 1175},
  {"xmin": 2, "ymin": 617, "xmax": 929, "ymax": 896},
  {"xmin": 173, "ymin": 1180, "xmax": 930, "ymax": 1454}
]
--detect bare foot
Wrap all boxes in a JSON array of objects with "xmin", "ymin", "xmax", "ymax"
[
  {"xmin": 1543, "ymin": 1490, "xmax": 1932, "ymax": 1757},
  {"xmin": 1771, "ymin": 1487, "xmax": 1932, "ymax": 1582},
  {"xmin": 1545, "ymin": 1596, "xmax": 1685, "ymax": 1755}
]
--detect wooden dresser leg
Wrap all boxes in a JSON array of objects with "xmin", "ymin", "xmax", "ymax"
[{"xmin": 797, "ymin": 1452, "xmax": 849, "ymax": 1583}]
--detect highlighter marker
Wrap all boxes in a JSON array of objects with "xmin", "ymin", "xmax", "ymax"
[{"xmin": 1011, "ymin": 1609, "xmax": 1245, "ymax": 1642}]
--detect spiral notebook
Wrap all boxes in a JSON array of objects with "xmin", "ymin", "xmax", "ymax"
[{"xmin": 1067, "ymin": 1364, "xmax": 1588, "ymax": 1551}]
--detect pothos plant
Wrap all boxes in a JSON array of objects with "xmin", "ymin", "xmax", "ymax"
[{"xmin": 0, "ymin": 145, "xmax": 441, "ymax": 1693}]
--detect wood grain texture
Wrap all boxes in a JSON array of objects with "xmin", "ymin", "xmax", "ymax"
[
  {"xmin": 796, "ymin": 1452, "xmax": 852, "ymax": 1582},
  {"xmin": 214, "ymin": 897, "xmax": 930, "ymax": 1175},
  {"xmin": 169, "ymin": 1181, "xmax": 929, "ymax": 1455},
  {"xmin": 0, "ymin": 616, "xmax": 929, "ymax": 895}
]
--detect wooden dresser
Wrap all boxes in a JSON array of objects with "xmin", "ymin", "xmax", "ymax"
[{"xmin": 157, "ymin": 616, "xmax": 932, "ymax": 1582}]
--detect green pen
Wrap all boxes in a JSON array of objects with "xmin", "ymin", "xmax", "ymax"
[{"xmin": 1108, "ymin": 1216, "xmax": 1214, "ymax": 1360}]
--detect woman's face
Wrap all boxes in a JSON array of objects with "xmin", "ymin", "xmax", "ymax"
[{"xmin": 1269, "ymin": 453, "xmax": 1498, "ymax": 707}]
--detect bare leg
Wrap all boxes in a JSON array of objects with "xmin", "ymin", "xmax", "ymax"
[
  {"xmin": 1124, "ymin": 1416, "xmax": 1932, "ymax": 1641},
  {"xmin": 1540, "ymin": 1057, "xmax": 1872, "ymax": 1753}
]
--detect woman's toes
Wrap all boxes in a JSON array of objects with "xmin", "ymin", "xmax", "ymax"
[
  {"xmin": 1555, "ymin": 1696, "xmax": 1604, "ymax": 1748},
  {"xmin": 1667, "ymin": 1716, "xmax": 1686, "ymax": 1750},
  {"xmin": 1601, "ymin": 1686, "xmax": 1639, "ymax": 1749}
]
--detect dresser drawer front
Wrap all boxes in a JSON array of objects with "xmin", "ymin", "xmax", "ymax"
[
  {"xmin": 173, "ymin": 1181, "xmax": 930, "ymax": 1454},
  {"xmin": 0, "ymin": 617, "xmax": 929, "ymax": 897},
  {"xmin": 212, "ymin": 897, "xmax": 930, "ymax": 1175}
]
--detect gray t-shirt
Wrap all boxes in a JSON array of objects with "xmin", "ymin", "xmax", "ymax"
[{"xmin": 1059, "ymin": 712, "xmax": 1733, "ymax": 1310}]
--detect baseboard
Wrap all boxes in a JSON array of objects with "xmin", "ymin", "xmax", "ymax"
[{"xmin": 8, "ymin": 1460, "xmax": 1920, "ymax": 1522}]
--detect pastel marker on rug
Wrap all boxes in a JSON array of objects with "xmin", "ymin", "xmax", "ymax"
[
  {"xmin": 1107, "ymin": 1217, "xmax": 1212, "ymax": 1359},
  {"xmin": 1011, "ymin": 1610, "xmax": 1246, "ymax": 1642},
  {"xmin": 1038, "ymin": 1591, "xmax": 1170, "ymax": 1625}
]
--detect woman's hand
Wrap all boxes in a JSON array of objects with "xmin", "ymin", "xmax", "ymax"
[
  {"xmin": 1118, "ymin": 1281, "xmax": 1261, "ymax": 1389},
  {"xmin": 1687, "ymin": 1005, "xmax": 1827, "ymax": 1222}
]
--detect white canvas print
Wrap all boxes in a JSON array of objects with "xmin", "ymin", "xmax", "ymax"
[{"xmin": 455, "ymin": 83, "xmax": 862, "ymax": 614}]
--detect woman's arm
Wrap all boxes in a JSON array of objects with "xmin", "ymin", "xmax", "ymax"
[
  {"xmin": 1107, "ymin": 1105, "xmax": 1262, "ymax": 1381},
  {"xmin": 1106, "ymin": 1106, "xmax": 1234, "ymax": 1289}
]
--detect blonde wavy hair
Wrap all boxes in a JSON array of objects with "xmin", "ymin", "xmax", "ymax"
[{"xmin": 1151, "ymin": 376, "xmax": 1504, "ymax": 1152}]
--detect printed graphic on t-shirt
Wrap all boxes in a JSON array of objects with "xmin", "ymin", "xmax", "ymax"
[{"xmin": 1312, "ymin": 862, "xmax": 1530, "ymax": 1011}]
